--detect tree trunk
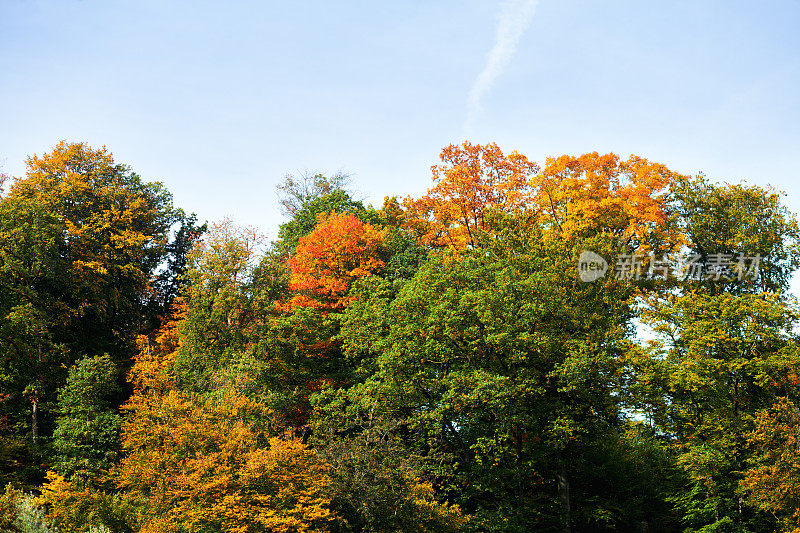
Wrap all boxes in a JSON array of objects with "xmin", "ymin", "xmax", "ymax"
[
  {"xmin": 31, "ymin": 399, "xmax": 38, "ymax": 443},
  {"xmin": 557, "ymin": 453, "xmax": 571, "ymax": 533}
]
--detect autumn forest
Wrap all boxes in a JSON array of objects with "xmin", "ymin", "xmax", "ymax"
[{"xmin": 2, "ymin": 140, "xmax": 800, "ymax": 532}]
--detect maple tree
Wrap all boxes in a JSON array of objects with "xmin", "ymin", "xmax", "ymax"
[
  {"xmin": 287, "ymin": 212, "xmax": 385, "ymax": 310},
  {"xmin": 404, "ymin": 141, "xmax": 538, "ymax": 250}
]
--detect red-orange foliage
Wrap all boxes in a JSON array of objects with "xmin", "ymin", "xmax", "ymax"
[
  {"xmin": 286, "ymin": 212, "xmax": 384, "ymax": 310},
  {"xmin": 403, "ymin": 141, "xmax": 538, "ymax": 250}
]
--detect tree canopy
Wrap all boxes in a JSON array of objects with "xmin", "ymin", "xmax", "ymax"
[{"xmin": 2, "ymin": 141, "xmax": 799, "ymax": 533}]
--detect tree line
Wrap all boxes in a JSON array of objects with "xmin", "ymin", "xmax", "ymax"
[{"xmin": 1, "ymin": 140, "xmax": 800, "ymax": 532}]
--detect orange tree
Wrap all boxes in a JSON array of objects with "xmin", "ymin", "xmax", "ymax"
[
  {"xmin": 403, "ymin": 141, "xmax": 538, "ymax": 251},
  {"xmin": 533, "ymin": 152, "xmax": 684, "ymax": 252},
  {"xmin": 403, "ymin": 144, "xmax": 683, "ymax": 257},
  {"xmin": 109, "ymin": 323, "xmax": 333, "ymax": 533},
  {"xmin": 286, "ymin": 212, "xmax": 385, "ymax": 311}
]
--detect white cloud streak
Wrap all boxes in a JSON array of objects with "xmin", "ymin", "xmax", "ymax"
[{"xmin": 464, "ymin": 0, "xmax": 538, "ymax": 136}]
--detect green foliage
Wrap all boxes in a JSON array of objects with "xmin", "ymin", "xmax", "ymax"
[
  {"xmin": 1, "ymin": 484, "xmax": 22, "ymax": 531},
  {"xmin": 315, "ymin": 214, "xmax": 664, "ymax": 530},
  {"xmin": 10, "ymin": 141, "xmax": 180, "ymax": 359},
  {"xmin": 673, "ymin": 175, "xmax": 800, "ymax": 294},
  {"xmin": 148, "ymin": 210, "xmax": 207, "ymax": 324},
  {"xmin": 5, "ymin": 142, "xmax": 800, "ymax": 532},
  {"xmin": 0, "ymin": 194, "xmax": 69, "ymax": 484},
  {"xmin": 379, "ymin": 225, "xmax": 429, "ymax": 286},
  {"xmin": 172, "ymin": 222, "xmax": 290, "ymax": 395},
  {"xmin": 51, "ymin": 355, "xmax": 122, "ymax": 484},
  {"xmin": 173, "ymin": 222, "xmax": 265, "ymax": 391},
  {"xmin": 311, "ymin": 404, "xmax": 465, "ymax": 533},
  {"xmin": 0, "ymin": 142, "xmax": 200, "ymax": 486},
  {"xmin": 630, "ymin": 291, "xmax": 799, "ymax": 530},
  {"xmin": 276, "ymin": 190, "xmax": 377, "ymax": 255},
  {"xmin": 10, "ymin": 494, "xmax": 58, "ymax": 533}
]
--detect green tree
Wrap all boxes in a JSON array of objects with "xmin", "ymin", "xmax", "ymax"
[
  {"xmin": 51, "ymin": 355, "xmax": 122, "ymax": 485},
  {"xmin": 672, "ymin": 175, "xmax": 800, "ymax": 294},
  {"xmin": 10, "ymin": 493, "xmax": 58, "ymax": 533},
  {"xmin": 172, "ymin": 220, "xmax": 281, "ymax": 393},
  {"xmin": 0, "ymin": 141, "xmax": 198, "ymax": 484},
  {"xmin": 631, "ymin": 292, "xmax": 799, "ymax": 531},
  {"xmin": 624, "ymin": 178, "xmax": 800, "ymax": 531},
  {"xmin": 315, "ymin": 212, "xmax": 674, "ymax": 531},
  {"xmin": 0, "ymin": 195, "xmax": 67, "ymax": 483}
]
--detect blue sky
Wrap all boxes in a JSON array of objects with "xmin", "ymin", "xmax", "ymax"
[{"xmin": 2, "ymin": 0, "xmax": 799, "ymax": 244}]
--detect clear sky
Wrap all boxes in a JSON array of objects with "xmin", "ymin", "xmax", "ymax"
[{"xmin": 2, "ymin": 0, "xmax": 799, "ymax": 243}]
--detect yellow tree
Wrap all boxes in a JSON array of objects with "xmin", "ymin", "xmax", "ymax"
[
  {"xmin": 113, "ymin": 322, "xmax": 333, "ymax": 533},
  {"xmin": 533, "ymin": 152, "xmax": 684, "ymax": 251},
  {"xmin": 0, "ymin": 141, "xmax": 191, "ymax": 471},
  {"xmin": 10, "ymin": 141, "xmax": 176, "ymax": 314}
]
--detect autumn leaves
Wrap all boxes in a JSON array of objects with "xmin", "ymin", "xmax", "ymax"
[
  {"xmin": 3, "ymin": 139, "xmax": 800, "ymax": 531},
  {"xmin": 283, "ymin": 141, "xmax": 683, "ymax": 315},
  {"xmin": 287, "ymin": 213, "xmax": 385, "ymax": 311}
]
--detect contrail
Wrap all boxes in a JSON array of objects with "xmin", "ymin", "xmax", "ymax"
[{"xmin": 464, "ymin": 0, "xmax": 538, "ymax": 136}]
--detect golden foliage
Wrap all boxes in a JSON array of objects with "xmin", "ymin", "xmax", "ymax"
[
  {"xmin": 115, "ymin": 322, "xmax": 333, "ymax": 532},
  {"xmin": 534, "ymin": 152, "xmax": 684, "ymax": 250}
]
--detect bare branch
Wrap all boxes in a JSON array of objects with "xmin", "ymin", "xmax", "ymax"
[{"xmin": 276, "ymin": 170, "xmax": 351, "ymax": 216}]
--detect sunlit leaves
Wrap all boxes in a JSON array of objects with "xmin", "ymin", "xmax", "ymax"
[
  {"xmin": 404, "ymin": 141, "xmax": 538, "ymax": 251},
  {"xmin": 116, "ymin": 325, "xmax": 333, "ymax": 533},
  {"xmin": 534, "ymin": 152, "xmax": 684, "ymax": 251},
  {"xmin": 287, "ymin": 212, "xmax": 384, "ymax": 310}
]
